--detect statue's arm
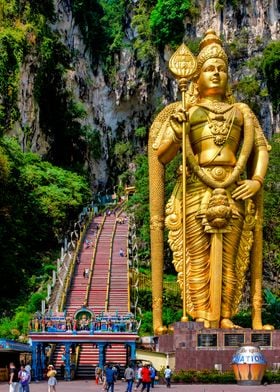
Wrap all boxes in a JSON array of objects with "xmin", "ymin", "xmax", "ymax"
[
  {"xmin": 232, "ymin": 109, "xmax": 269, "ymax": 200},
  {"xmin": 157, "ymin": 106, "xmax": 190, "ymax": 164},
  {"xmin": 250, "ymin": 118, "xmax": 270, "ymax": 184},
  {"xmin": 157, "ymin": 128, "xmax": 181, "ymax": 164}
]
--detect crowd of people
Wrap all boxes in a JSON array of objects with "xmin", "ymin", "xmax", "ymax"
[
  {"xmin": 8, "ymin": 362, "xmax": 31, "ymax": 392},
  {"xmin": 93, "ymin": 363, "xmax": 172, "ymax": 392},
  {"xmin": 8, "ymin": 360, "xmax": 172, "ymax": 391}
]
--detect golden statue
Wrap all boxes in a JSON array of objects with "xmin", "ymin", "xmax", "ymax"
[{"xmin": 149, "ymin": 29, "xmax": 273, "ymax": 333}]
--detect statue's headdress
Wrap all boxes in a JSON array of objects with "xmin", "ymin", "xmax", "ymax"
[{"xmin": 196, "ymin": 29, "xmax": 228, "ymax": 74}]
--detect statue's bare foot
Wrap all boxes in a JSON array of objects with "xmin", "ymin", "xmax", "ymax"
[
  {"xmin": 220, "ymin": 318, "xmax": 241, "ymax": 329},
  {"xmin": 196, "ymin": 318, "xmax": 211, "ymax": 328},
  {"xmin": 155, "ymin": 325, "xmax": 168, "ymax": 335},
  {"xmin": 262, "ymin": 324, "xmax": 274, "ymax": 330}
]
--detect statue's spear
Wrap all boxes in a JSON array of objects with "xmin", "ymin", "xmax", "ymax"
[{"xmin": 169, "ymin": 44, "xmax": 197, "ymax": 322}]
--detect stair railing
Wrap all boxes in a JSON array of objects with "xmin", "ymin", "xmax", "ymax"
[
  {"xmin": 58, "ymin": 211, "xmax": 94, "ymax": 311},
  {"xmin": 104, "ymin": 211, "xmax": 121, "ymax": 312},
  {"xmin": 126, "ymin": 218, "xmax": 131, "ymax": 313},
  {"xmin": 84, "ymin": 214, "xmax": 107, "ymax": 306},
  {"xmin": 47, "ymin": 207, "xmax": 93, "ymax": 312}
]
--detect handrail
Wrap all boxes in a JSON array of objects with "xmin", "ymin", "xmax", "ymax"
[
  {"xmin": 104, "ymin": 221, "xmax": 117, "ymax": 312},
  {"xmin": 58, "ymin": 211, "xmax": 94, "ymax": 312},
  {"xmin": 127, "ymin": 219, "xmax": 131, "ymax": 313},
  {"xmin": 105, "ymin": 209, "xmax": 123, "ymax": 311},
  {"xmin": 84, "ymin": 214, "xmax": 107, "ymax": 306}
]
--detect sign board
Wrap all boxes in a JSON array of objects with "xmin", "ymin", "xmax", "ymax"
[
  {"xmin": 224, "ymin": 333, "xmax": 245, "ymax": 347},
  {"xmin": 251, "ymin": 333, "xmax": 271, "ymax": 347},
  {"xmin": 197, "ymin": 334, "xmax": 217, "ymax": 347}
]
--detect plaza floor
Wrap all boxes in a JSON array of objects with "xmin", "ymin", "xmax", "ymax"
[{"xmin": 0, "ymin": 381, "xmax": 279, "ymax": 392}]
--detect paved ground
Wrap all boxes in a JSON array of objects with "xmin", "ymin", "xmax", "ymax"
[{"xmin": 1, "ymin": 381, "xmax": 279, "ymax": 392}]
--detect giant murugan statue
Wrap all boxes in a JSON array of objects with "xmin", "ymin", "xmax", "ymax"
[{"xmin": 149, "ymin": 29, "xmax": 273, "ymax": 333}]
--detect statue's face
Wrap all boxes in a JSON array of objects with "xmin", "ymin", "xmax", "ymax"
[{"xmin": 197, "ymin": 58, "xmax": 228, "ymax": 98}]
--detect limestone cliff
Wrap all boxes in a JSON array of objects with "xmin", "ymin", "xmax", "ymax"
[{"xmin": 11, "ymin": 0, "xmax": 280, "ymax": 189}]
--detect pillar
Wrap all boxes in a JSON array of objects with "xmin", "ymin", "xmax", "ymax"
[
  {"xmin": 130, "ymin": 342, "xmax": 136, "ymax": 360},
  {"xmin": 64, "ymin": 343, "xmax": 71, "ymax": 381},
  {"xmin": 98, "ymin": 343, "xmax": 105, "ymax": 368},
  {"xmin": 31, "ymin": 342, "xmax": 39, "ymax": 381}
]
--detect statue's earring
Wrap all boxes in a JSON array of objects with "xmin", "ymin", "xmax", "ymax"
[
  {"xmin": 225, "ymin": 84, "xmax": 234, "ymax": 104},
  {"xmin": 192, "ymin": 82, "xmax": 200, "ymax": 98},
  {"xmin": 185, "ymin": 80, "xmax": 199, "ymax": 104}
]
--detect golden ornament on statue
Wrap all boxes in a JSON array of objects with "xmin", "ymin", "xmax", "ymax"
[{"xmin": 169, "ymin": 43, "xmax": 197, "ymax": 79}]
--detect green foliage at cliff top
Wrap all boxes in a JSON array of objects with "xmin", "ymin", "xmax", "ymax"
[
  {"xmin": 149, "ymin": 0, "xmax": 192, "ymax": 48},
  {"xmin": 261, "ymin": 40, "xmax": 280, "ymax": 111}
]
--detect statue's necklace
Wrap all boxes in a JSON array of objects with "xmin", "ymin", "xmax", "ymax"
[
  {"xmin": 197, "ymin": 102, "xmax": 235, "ymax": 146},
  {"xmin": 197, "ymin": 101, "xmax": 233, "ymax": 114}
]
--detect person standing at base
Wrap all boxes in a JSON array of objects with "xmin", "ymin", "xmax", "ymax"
[
  {"xmin": 134, "ymin": 365, "xmax": 142, "ymax": 391},
  {"xmin": 140, "ymin": 364, "xmax": 151, "ymax": 392},
  {"xmin": 105, "ymin": 364, "xmax": 117, "ymax": 392},
  {"xmin": 47, "ymin": 365, "xmax": 57, "ymax": 392},
  {"xmin": 18, "ymin": 366, "xmax": 30, "ymax": 392},
  {"xmin": 95, "ymin": 366, "xmax": 102, "ymax": 385},
  {"xmin": 9, "ymin": 362, "xmax": 19, "ymax": 392},
  {"xmin": 124, "ymin": 364, "xmax": 134, "ymax": 392},
  {"xmin": 164, "ymin": 366, "xmax": 172, "ymax": 388},
  {"xmin": 101, "ymin": 365, "xmax": 107, "ymax": 391},
  {"xmin": 149, "ymin": 366, "xmax": 156, "ymax": 388}
]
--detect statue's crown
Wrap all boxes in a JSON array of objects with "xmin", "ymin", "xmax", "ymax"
[{"xmin": 197, "ymin": 29, "xmax": 228, "ymax": 71}]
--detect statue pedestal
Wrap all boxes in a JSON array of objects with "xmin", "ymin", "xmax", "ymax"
[{"xmin": 158, "ymin": 322, "xmax": 280, "ymax": 371}]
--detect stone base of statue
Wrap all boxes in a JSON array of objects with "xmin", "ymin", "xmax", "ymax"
[{"xmin": 158, "ymin": 322, "xmax": 280, "ymax": 372}]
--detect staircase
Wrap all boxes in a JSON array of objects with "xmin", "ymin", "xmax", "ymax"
[
  {"xmin": 108, "ymin": 214, "xmax": 129, "ymax": 314},
  {"xmin": 51, "ymin": 344, "xmax": 65, "ymax": 378},
  {"xmin": 105, "ymin": 343, "xmax": 127, "ymax": 366},
  {"xmin": 87, "ymin": 215, "xmax": 115, "ymax": 314},
  {"xmin": 65, "ymin": 218, "xmax": 102, "ymax": 315},
  {"xmin": 76, "ymin": 343, "xmax": 99, "ymax": 379},
  {"xmin": 60, "ymin": 210, "xmax": 133, "ymax": 378}
]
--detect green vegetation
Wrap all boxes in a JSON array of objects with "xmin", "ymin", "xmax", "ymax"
[
  {"xmin": 149, "ymin": 0, "xmax": 192, "ymax": 48},
  {"xmin": 261, "ymin": 40, "xmax": 280, "ymax": 112},
  {"xmin": 235, "ymin": 75, "xmax": 261, "ymax": 113},
  {"xmin": 127, "ymin": 152, "xmax": 181, "ymax": 263},
  {"xmin": 34, "ymin": 31, "xmax": 90, "ymax": 169},
  {"xmin": 131, "ymin": 0, "xmax": 156, "ymax": 63},
  {"xmin": 83, "ymin": 126, "xmax": 102, "ymax": 160},
  {"xmin": 127, "ymin": 154, "xmax": 150, "ymax": 259},
  {"xmin": 139, "ymin": 297, "xmax": 182, "ymax": 335},
  {"xmin": 263, "ymin": 135, "xmax": 280, "ymax": 273},
  {"xmin": 227, "ymin": 28, "xmax": 249, "ymax": 59},
  {"xmin": 0, "ymin": 136, "xmax": 90, "ymax": 317},
  {"xmin": 215, "ymin": 0, "xmax": 242, "ymax": 12},
  {"xmin": 0, "ymin": 292, "xmax": 46, "ymax": 340},
  {"xmin": 72, "ymin": 0, "xmax": 127, "ymax": 77},
  {"xmin": 72, "ymin": 0, "xmax": 105, "ymax": 58},
  {"xmin": 157, "ymin": 368, "xmax": 280, "ymax": 384},
  {"xmin": 165, "ymin": 369, "xmax": 236, "ymax": 384},
  {"xmin": 0, "ymin": 22, "xmax": 26, "ymax": 134}
]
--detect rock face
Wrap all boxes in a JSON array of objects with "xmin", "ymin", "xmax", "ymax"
[
  {"xmin": 12, "ymin": 0, "xmax": 280, "ymax": 189},
  {"xmin": 196, "ymin": 0, "xmax": 280, "ymax": 44}
]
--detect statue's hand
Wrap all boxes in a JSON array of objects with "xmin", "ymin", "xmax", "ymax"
[
  {"xmin": 170, "ymin": 107, "xmax": 189, "ymax": 140},
  {"xmin": 232, "ymin": 180, "xmax": 261, "ymax": 200}
]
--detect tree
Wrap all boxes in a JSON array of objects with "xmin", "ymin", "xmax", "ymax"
[
  {"xmin": 0, "ymin": 137, "xmax": 90, "ymax": 313},
  {"xmin": 261, "ymin": 40, "xmax": 280, "ymax": 112},
  {"xmin": 149, "ymin": 0, "xmax": 191, "ymax": 48}
]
